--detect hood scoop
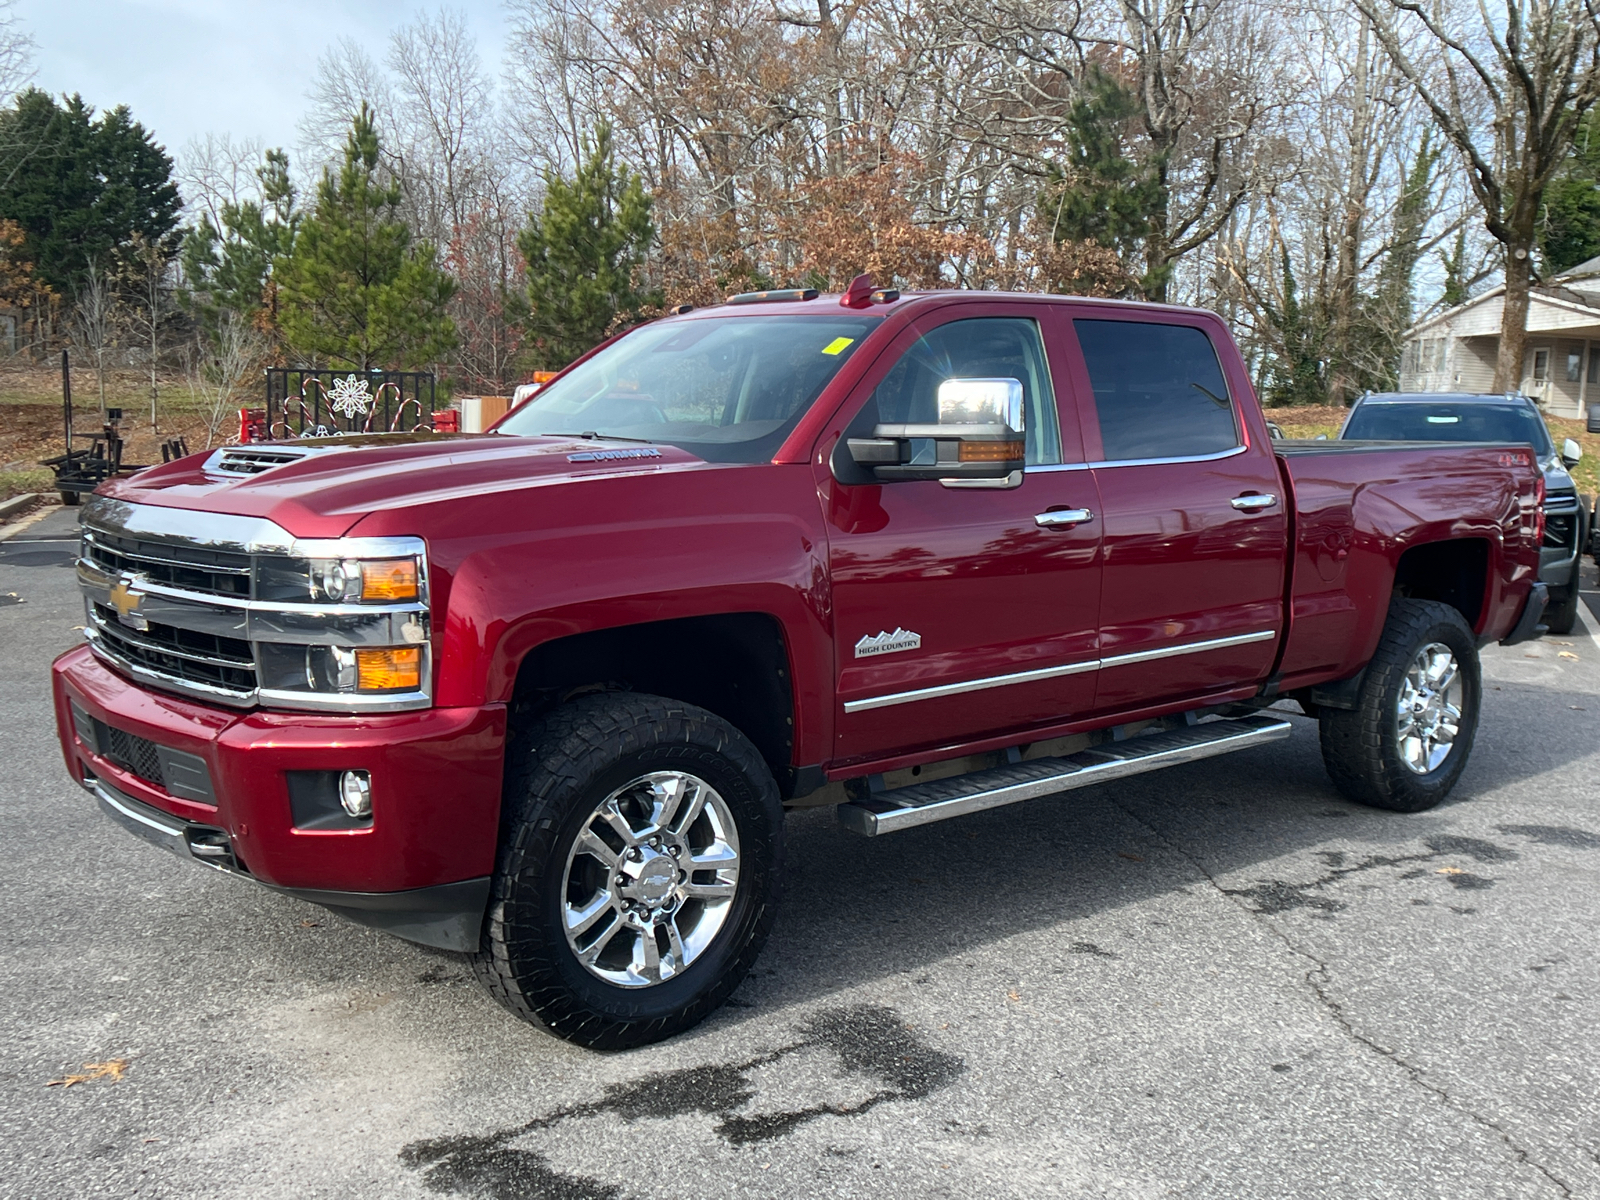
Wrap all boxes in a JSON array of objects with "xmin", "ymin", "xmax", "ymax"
[{"xmin": 206, "ymin": 446, "xmax": 318, "ymax": 476}]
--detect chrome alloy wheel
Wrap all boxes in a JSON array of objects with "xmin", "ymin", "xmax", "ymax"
[
  {"xmin": 560, "ymin": 771, "xmax": 741, "ymax": 988},
  {"xmin": 1395, "ymin": 641, "xmax": 1464, "ymax": 774}
]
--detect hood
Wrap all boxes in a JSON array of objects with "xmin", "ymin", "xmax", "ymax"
[{"xmin": 99, "ymin": 432, "xmax": 708, "ymax": 538}]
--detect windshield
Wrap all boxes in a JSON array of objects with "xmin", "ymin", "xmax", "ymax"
[
  {"xmin": 1342, "ymin": 401, "xmax": 1555, "ymax": 457},
  {"xmin": 497, "ymin": 314, "xmax": 881, "ymax": 462}
]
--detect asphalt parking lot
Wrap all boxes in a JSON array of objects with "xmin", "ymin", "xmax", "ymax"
[{"xmin": 2, "ymin": 502, "xmax": 1598, "ymax": 1199}]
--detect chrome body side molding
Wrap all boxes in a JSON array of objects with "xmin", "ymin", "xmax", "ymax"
[{"xmin": 843, "ymin": 629, "xmax": 1277, "ymax": 713}]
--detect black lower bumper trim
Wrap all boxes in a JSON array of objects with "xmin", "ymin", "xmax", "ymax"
[
  {"xmin": 1501, "ymin": 581, "xmax": 1550, "ymax": 647},
  {"xmin": 270, "ymin": 878, "xmax": 490, "ymax": 953},
  {"xmin": 87, "ymin": 769, "xmax": 489, "ymax": 953}
]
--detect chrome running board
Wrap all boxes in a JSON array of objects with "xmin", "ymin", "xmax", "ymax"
[{"xmin": 837, "ymin": 714, "xmax": 1293, "ymax": 836}]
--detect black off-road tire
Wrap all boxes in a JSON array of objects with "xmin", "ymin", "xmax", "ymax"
[
  {"xmin": 472, "ymin": 692, "xmax": 783, "ymax": 1050},
  {"xmin": 1546, "ymin": 581, "xmax": 1581, "ymax": 635},
  {"xmin": 1318, "ymin": 599, "xmax": 1481, "ymax": 813},
  {"xmin": 58, "ymin": 489, "xmax": 78, "ymax": 507},
  {"xmin": 1548, "ymin": 504, "xmax": 1589, "ymax": 634}
]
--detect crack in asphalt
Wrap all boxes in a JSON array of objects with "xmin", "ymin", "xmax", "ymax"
[{"xmin": 1112, "ymin": 801, "xmax": 1575, "ymax": 1198}]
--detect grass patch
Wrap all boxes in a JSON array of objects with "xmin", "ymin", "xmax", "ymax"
[{"xmin": 0, "ymin": 466, "xmax": 53, "ymax": 501}]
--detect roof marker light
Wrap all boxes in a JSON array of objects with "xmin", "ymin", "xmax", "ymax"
[{"xmin": 725, "ymin": 288, "xmax": 819, "ymax": 305}]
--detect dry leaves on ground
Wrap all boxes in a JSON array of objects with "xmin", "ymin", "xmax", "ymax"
[{"xmin": 47, "ymin": 1058, "xmax": 130, "ymax": 1088}]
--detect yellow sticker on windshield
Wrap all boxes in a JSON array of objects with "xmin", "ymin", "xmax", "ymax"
[{"xmin": 821, "ymin": 337, "xmax": 855, "ymax": 356}]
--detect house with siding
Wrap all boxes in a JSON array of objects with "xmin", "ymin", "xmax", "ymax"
[{"xmin": 1398, "ymin": 253, "xmax": 1600, "ymax": 418}]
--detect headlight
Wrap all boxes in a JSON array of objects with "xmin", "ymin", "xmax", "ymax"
[
  {"xmin": 257, "ymin": 551, "xmax": 424, "ymax": 605},
  {"xmin": 250, "ymin": 536, "xmax": 432, "ymax": 710}
]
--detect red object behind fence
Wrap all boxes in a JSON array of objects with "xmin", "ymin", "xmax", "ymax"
[{"xmin": 237, "ymin": 407, "xmax": 267, "ymax": 444}]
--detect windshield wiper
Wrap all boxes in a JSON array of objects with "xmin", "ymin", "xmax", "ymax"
[{"xmin": 541, "ymin": 431, "xmax": 657, "ymax": 443}]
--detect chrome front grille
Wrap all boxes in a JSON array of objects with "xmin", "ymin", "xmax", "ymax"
[
  {"xmin": 83, "ymin": 527, "xmax": 252, "ymax": 598},
  {"xmin": 76, "ymin": 496, "xmax": 432, "ymax": 713},
  {"xmin": 90, "ymin": 603, "xmax": 257, "ymax": 693}
]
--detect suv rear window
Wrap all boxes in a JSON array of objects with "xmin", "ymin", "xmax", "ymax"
[
  {"xmin": 1342, "ymin": 401, "xmax": 1555, "ymax": 456},
  {"xmin": 1074, "ymin": 320, "xmax": 1238, "ymax": 462}
]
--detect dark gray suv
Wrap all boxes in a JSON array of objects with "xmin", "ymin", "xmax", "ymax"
[{"xmin": 1340, "ymin": 392, "xmax": 1588, "ymax": 633}]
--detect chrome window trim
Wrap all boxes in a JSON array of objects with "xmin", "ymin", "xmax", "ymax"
[
  {"xmin": 1088, "ymin": 444, "xmax": 1248, "ymax": 470},
  {"xmin": 1023, "ymin": 444, "xmax": 1252, "ymax": 474},
  {"xmin": 843, "ymin": 628, "xmax": 1277, "ymax": 713}
]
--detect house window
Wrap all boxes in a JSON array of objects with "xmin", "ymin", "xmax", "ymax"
[
  {"xmin": 1534, "ymin": 349, "xmax": 1550, "ymax": 382},
  {"xmin": 1589, "ymin": 349, "xmax": 1600, "ymax": 385},
  {"xmin": 1569, "ymin": 350, "xmax": 1583, "ymax": 382}
]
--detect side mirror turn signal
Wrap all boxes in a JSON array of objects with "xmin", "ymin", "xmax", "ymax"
[{"xmin": 846, "ymin": 378, "xmax": 1026, "ymax": 482}]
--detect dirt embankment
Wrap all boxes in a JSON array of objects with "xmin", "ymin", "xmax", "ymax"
[{"xmin": 1, "ymin": 367, "xmax": 218, "ymax": 501}]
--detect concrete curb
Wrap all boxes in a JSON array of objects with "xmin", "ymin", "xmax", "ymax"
[{"xmin": 0, "ymin": 493, "xmax": 39, "ymax": 523}]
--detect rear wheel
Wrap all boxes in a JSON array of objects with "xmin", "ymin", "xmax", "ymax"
[
  {"xmin": 472, "ymin": 692, "xmax": 783, "ymax": 1049},
  {"xmin": 58, "ymin": 490, "xmax": 78, "ymax": 507},
  {"xmin": 1319, "ymin": 599, "xmax": 1481, "ymax": 812}
]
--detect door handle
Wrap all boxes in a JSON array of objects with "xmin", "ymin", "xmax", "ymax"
[
  {"xmin": 1035, "ymin": 508, "xmax": 1094, "ymax": 528},
  {"xmin": 1230, "ymin": 493, "xmax": 1278, "ymax": 511}
]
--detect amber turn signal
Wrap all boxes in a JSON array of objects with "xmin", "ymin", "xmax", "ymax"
[
  {"xmin": 356, "ymin": 646, "xmax": 422, "ymax": 691},
  {"xmin": 359, "ymin": 558, "xmax": 419, "ymax": 601},
  {"xmin": 959, "ymin": 440, "xmax": 1024, "ymax": 463}
]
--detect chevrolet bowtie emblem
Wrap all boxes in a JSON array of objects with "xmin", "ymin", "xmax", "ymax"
[{"xmin": 108, "ymin": 578, "xmax": 147, "ymax": 629}]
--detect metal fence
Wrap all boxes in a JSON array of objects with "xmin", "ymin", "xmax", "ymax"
[{"xmin": 265, "ymin": 368, "xmax": 438, "ymax": 439}]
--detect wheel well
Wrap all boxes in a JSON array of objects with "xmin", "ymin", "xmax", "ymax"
[
  {"xmin": 1391, "ymin": 538, "xmax": 1488, "ymax": 629},
  {"xmin": 510, "ymin": 613, "xmax": 799, "ymax": 794}
]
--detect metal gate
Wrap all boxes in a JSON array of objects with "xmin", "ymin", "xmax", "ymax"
[{"xmin": 264, "ymin": 368, "xmax": 438, "ymax": 438}]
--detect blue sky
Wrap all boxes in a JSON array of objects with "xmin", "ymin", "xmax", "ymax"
[{"xmin": 19, "ymin": 0, "xmax": 509, "ymax": 156}]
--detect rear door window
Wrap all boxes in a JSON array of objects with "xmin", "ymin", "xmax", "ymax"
[{"xmin": 1073, "ymin": 319, "xmax": 1238, "ymax": 462}]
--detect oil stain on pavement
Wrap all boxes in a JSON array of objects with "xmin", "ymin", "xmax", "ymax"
[{"xmin": 400, "ymin": 1004, "xmax": 963, "ymax": 1199}]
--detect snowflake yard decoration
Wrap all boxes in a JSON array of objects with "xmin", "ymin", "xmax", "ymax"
[{"xmin": 328, "ymin": 375, "xmax": 373, "ymax": 421}]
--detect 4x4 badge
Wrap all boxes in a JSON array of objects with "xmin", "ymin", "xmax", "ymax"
[{"xmin": 855, "ymin": 628, "xmax": 921, "ymax": 658}]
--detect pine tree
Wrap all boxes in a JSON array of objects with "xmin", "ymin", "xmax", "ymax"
[
  {"xmin": 1264, "ymin": 251, "xmax": 1326, "ymax": 406},
  {"xmin": 181, "ymin": 149, "xmax": 300, "ymax": 343},
  {"xmin": 1539, "ymin": 109, "xmax": 1600, "ymax": 275},
  {"xmin": 1038, "ymin": 71, "xmax": 1161, "ymax": 296},
  {"xmin": 0, "ymin": 88, "xmax": 180, "ymax": 291},
  {"xmin": 519, "ymin": 123, "xmax": 656, "ymax": 369},
  {"xmin": 276, "ymin": 106, "xmax": 455, "ymax": 370}
]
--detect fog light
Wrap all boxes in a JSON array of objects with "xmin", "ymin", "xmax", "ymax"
[{"xmin": 339, "ymin": 769, "xmax": 372, "ymax": 819}]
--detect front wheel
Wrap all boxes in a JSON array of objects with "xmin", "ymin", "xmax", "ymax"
[
  {"xmin": 472, "ymin": 692, "xmax": 783, "ymax": 1050},
  {"xmin": 1546, "ymin": 582, "xmax": 1581, "ymax": 635},
  {"xmin": 1319, "ymin": 599, "xmax": 1481, "ymax": 812}
]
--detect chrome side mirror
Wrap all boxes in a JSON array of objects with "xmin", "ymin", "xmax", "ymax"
[
  {"xmin": 847, "ymin": 378, "xmax": 1025, "ymax": 481},
  {"xmin": 1563, "ymin": 437, "xmax": 1583, "ymax": 469}
]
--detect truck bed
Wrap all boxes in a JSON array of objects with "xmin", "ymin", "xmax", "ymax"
[{"xmin": 1273, "ymin": 440, "xmax": 1540, "ymax": 692}]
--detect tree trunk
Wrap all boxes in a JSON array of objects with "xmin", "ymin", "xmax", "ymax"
[{"xmin": 1494, "ymin": 244, "xmax": 1533, "ymax": 392}]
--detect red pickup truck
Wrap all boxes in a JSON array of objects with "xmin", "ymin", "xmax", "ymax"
[{"xmin": 52, "ymin": 288, "xmax": 1548, "ymax": 1048}]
